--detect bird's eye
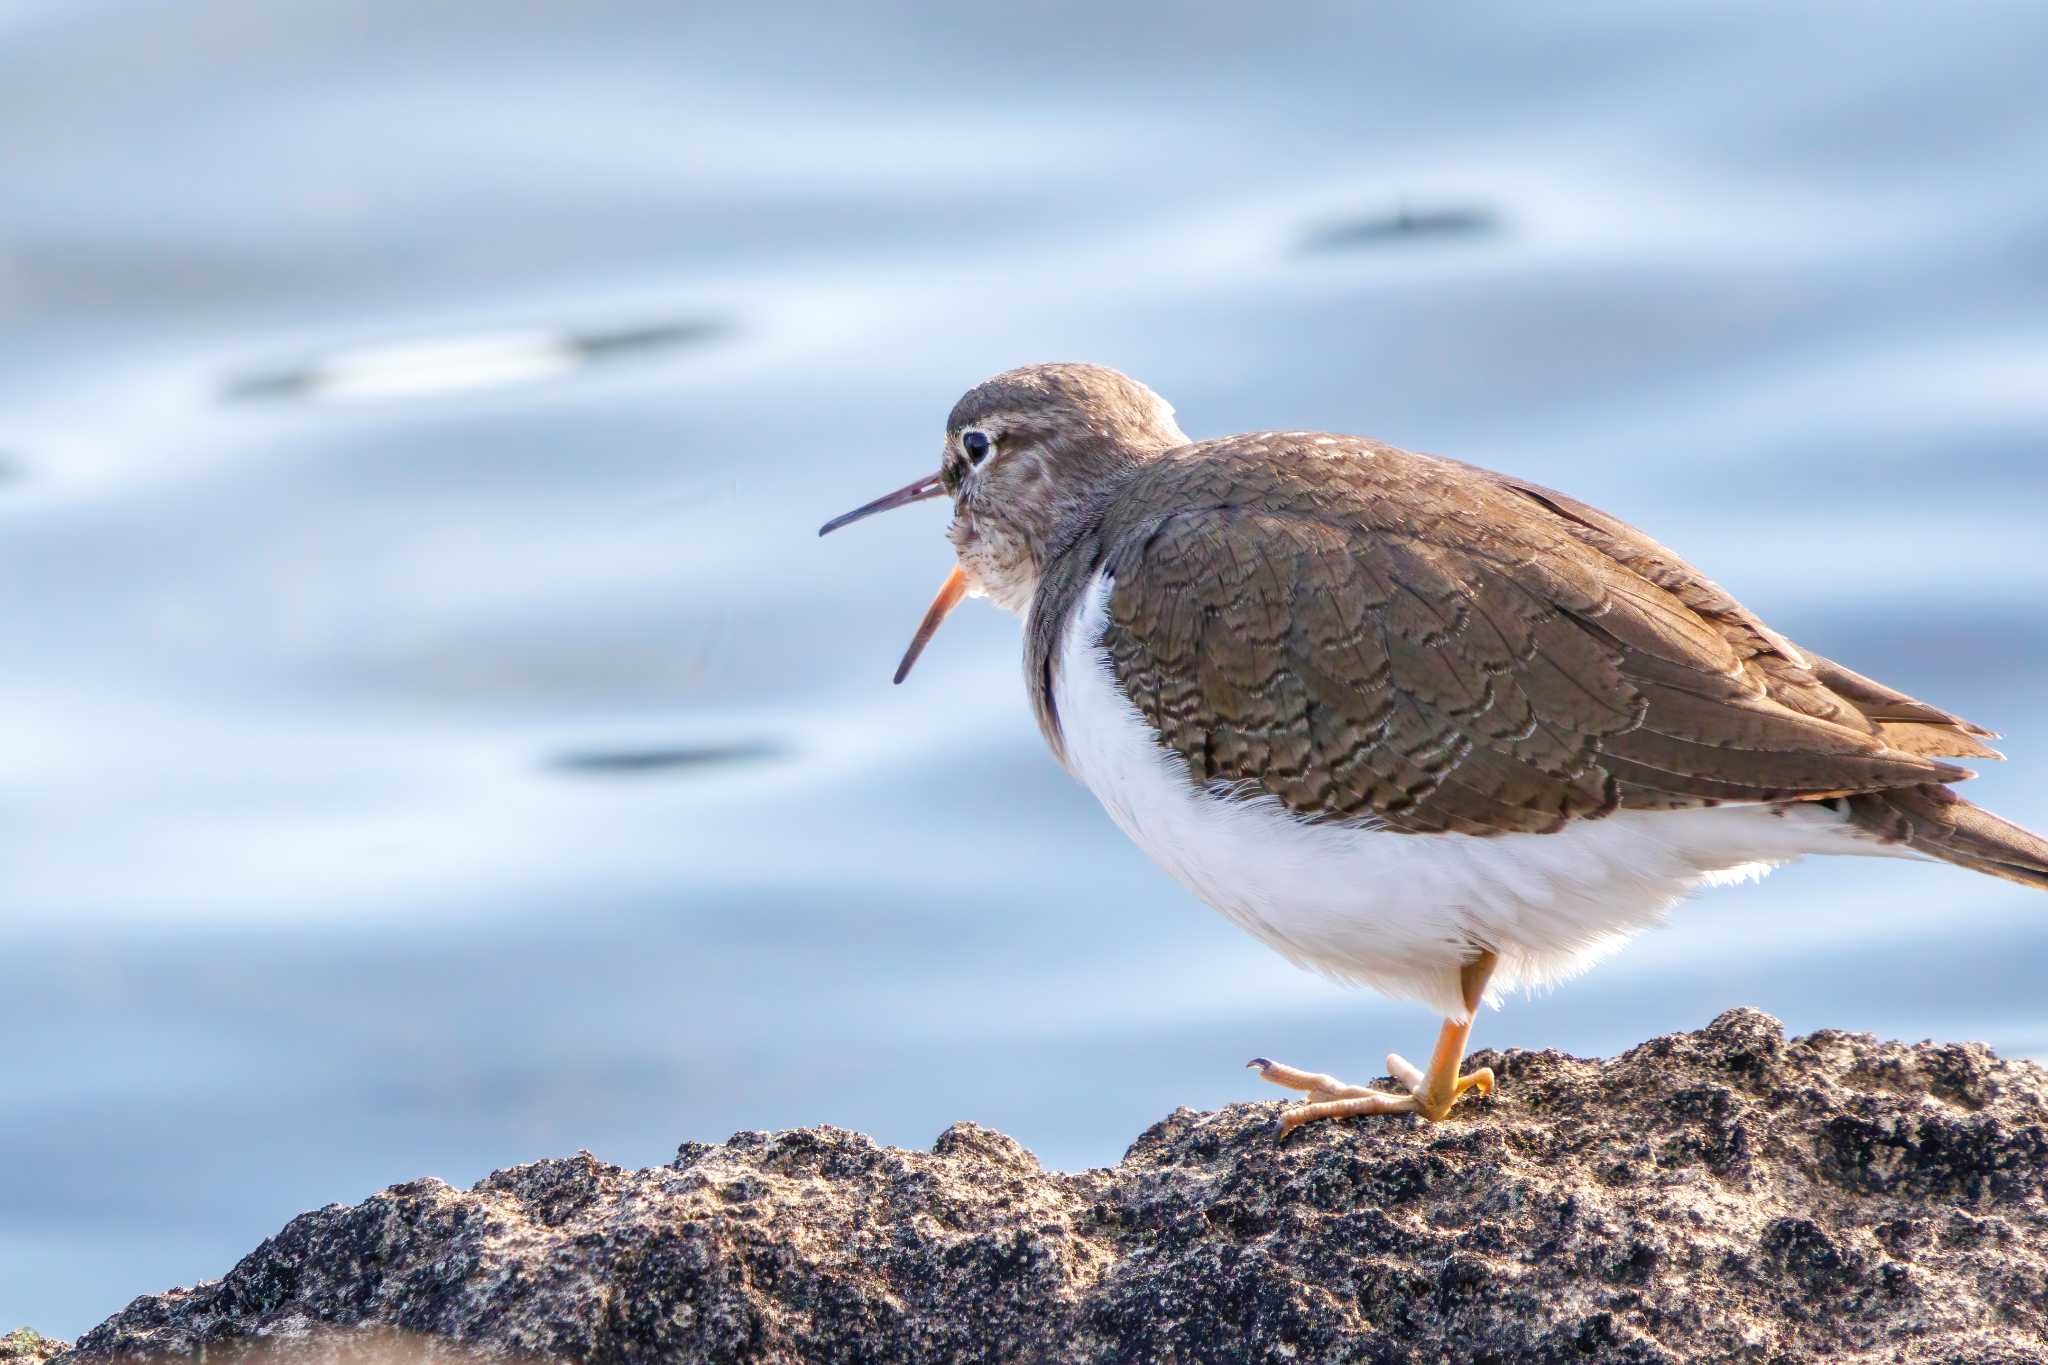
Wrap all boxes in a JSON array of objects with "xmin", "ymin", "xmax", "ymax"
[{"xmin": 962, "ymin": 430, "xmax": 991, "ymax": 464}]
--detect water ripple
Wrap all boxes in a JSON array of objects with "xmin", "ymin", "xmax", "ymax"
[
  {"xmin": 1297, "ymin": 205, "xmax": 1500, "ymax": 254},
  {"xmin": 547, "ymin": 740, "xmax": 784, "ymax": 778},
  {"xmin": 223, "ymin": 319, "xmax": 724, "ymax": 404}
]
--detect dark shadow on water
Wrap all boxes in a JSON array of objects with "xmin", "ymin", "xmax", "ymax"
[
  {"xmin": 546, "ymin": 740, "xmax": 784, "ymax": 777},
  {"xmin": 222, "ymin": 318, "xmax": 728, "ymax": 405},
  {"xmin": 1298, "ymin": 205, "xmax": 1500, "ymax": 254},
  {"xmin": 570, "ymin": 321, "xmax": 725, "ymax": 362}
]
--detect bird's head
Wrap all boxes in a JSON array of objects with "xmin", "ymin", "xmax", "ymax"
[{"xmin": 819, "ymin": 362, "xmax": 1187, "ymax": 681}]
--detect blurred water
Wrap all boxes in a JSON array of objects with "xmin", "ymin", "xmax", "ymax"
[{"xmin": 4, "ymin": 0, "xmax": 2047, "ymax": 1338}]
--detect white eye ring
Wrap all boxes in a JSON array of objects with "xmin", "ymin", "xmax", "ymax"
[{"xmin": 962, "ymin": 430, "xmax": 992, "ymax": 464}]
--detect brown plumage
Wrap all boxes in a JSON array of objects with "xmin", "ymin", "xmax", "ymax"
[
  {"xmin": 823, "ymin": 361, "xmax": 2047, "ymax": 1130},
  {"xmin": 1017, "ymin": 417, "xmax": 2043, "ymax": 874}
]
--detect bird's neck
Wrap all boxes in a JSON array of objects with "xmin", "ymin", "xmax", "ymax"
[{"xmin": 953, "ymin": 515, "xmax": 1042, "ymax": 615}]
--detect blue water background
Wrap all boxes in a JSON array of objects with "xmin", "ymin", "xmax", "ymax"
[{"xmin": 4, "ymin": 0, "xmax": 2046, "ymax": 1336}]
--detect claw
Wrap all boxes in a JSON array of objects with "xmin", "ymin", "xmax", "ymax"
[
  {"xmin": 1250, "ymin": 1058, "xmax": 1357, "ymax": 1096},
  {"xmin": 1249, "ymin": 952, "xmax": 1501, "ymax": 1136},
  {"xmin": 1272, "ymin": 1088, "xmax": 1415, "ymax": 1135}
]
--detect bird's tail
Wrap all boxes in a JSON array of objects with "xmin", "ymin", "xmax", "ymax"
[{"xmin": 1844, "ymin": 784, "xmax": 2048, "ymax": 890}]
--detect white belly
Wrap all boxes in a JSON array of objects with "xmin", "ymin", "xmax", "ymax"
[{"xmin": 1050, "ymin": 570, "xmax": 1878, "ymax": 1016}]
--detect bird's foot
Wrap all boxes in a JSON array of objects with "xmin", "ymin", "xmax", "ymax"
[
  {"xmin": 1247, "ymin": 1053, "xmax": 1494, "ymax": 1134},
  {"xmin": 1247, "ymin": 954, "xmax": 1501, "ymax": 1137}
]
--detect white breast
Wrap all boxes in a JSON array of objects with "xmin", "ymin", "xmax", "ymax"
[{"xmin": 1050, "ymin": 570, "xmax": 1888, "ymax": 1016}]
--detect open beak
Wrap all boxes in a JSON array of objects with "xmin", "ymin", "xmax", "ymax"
[
  {"xmin": 892, "ymin": 565, "xmax": 969, "ymax": 684},
  {"xmin": 818, "ymin": 470, "xmax": 965, "ymax": 685},
  {"xmin": 817, "ymin": 470, "xmax": 947, "ymax": 537}
]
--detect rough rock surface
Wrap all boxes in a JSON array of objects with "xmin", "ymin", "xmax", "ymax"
[
  {"xmin": 57, "ymin": 1011, "xmax": 2048, "ymax": 1363},
  {"xmin": 2, "ymin": 1332, "xmax": 68, "ymax": 1365}
]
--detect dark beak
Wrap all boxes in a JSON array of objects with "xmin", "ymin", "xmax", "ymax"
[
  {"xmin": 818, "ymin": 469, "xmax": 965, "ymax": 684},
  {"xmin": 817, "ymin": 470, "xmax": 947, "ymax": 537}
]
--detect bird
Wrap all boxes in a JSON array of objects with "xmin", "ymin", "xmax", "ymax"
[{"xmin": 818, "ymin": 362, "xmax": 2048, "ymax": 1134}]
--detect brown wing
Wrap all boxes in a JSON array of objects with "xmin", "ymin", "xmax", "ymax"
[
  {"xmin": 1474, "ymin": 467, "xmax": 2004, "ymax": 762},
  {"xmin": 1060, "ymin": 434, "xmax": 1974, "ymax": 836}
]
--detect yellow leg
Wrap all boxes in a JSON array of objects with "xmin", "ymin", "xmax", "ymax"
[{"xmin": 1249, "ymin": 952, "xmax": 1498, "ymax": 1135}]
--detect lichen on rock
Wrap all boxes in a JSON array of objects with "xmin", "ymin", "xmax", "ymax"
[
  {"xmin": 55, "ymin": 1010, "xmax": 2048, "ymax": 1363},
  {"xmin": 2, "ymin": 1330, "xmax": 68, "ymax": 1365}
]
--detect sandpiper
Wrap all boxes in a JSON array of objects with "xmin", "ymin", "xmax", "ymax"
[{"xmin": 820, "ymin": 363, "xmax": 2048, "ymax": 1133}]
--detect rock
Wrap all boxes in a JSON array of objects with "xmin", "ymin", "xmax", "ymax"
[
  {"xmin": 57, "ymin": 1011, "xmax": 2048, "ymax": 1363},
  {"xmin": 2, "ymin": 1331, "xmax": 68, "ymax": 1365}
]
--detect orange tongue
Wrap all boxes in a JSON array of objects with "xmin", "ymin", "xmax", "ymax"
[{"xmin": 894, "ymin": 566, "xmax": 970, "ymax": 684}]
